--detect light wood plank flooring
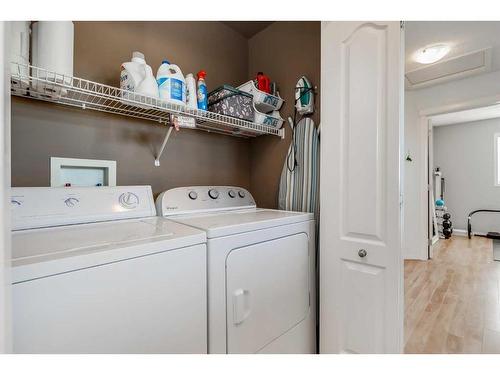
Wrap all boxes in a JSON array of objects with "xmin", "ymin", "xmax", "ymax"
[{"xmin": 404, "ymin": 236, "xmax": 500, "ymax": 353}]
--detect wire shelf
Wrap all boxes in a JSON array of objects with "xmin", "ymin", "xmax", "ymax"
[{"xmin": 10, "ymin": 62, "xmax": 285, "ymax": 139}]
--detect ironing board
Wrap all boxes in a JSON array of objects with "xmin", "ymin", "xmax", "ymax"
[{"xmin": 278, "ymin": 117, "xmax": 320, "ymax": 229}]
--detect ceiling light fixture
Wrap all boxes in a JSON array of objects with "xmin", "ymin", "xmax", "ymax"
[{"xmin": 414, "ymin": 44, "xmax": 451, "ymax": 64}]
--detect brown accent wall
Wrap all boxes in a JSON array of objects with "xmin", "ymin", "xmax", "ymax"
[
  {"xmin": 12, "ymin": 21, "xmax": 321, "ymax": 203},
  {"xmin": 248, "ymin": 22, "xmax": 321, "ymax": 208},
  {"xmin": 11, "ymin": 21, "xmax": 251, "ymax": 196}
]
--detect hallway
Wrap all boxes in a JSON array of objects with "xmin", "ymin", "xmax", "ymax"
[{"xmin": 405, "ymin": 236, "xmax": 500, "ymax": 353}]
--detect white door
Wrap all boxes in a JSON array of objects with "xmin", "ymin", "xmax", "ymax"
[{"xmin": 320, "ymin": 21, "xmax": 404, "ymax": 353}]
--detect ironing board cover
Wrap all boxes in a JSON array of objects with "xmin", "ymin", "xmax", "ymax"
[{"xmin": 278, "ymin": 117, "xmax": 320, "ymax": 230}]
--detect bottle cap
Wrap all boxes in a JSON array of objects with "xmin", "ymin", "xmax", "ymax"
[
  {"xmin": 197, "ymin": 70, "xmax": 207, "ymax": 79},
  {"xmin": 132, "ymin": 51, "xmax": 145, "ymax": 60},
  {"xmin": 162, "ymin": 59, "xmax": 170, "ymax": 65}
]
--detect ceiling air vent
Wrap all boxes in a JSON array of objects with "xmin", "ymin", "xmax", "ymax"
[{"xmin": 405, "ymin": 47, "xmax": 492, "ymax": 90}]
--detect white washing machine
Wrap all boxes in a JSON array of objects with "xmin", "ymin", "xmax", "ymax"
[
  {"xmin": 156, "ymin": 186, "xmax": 316, "ymax": 354},
  {"xmin": 11, "ymin": 186, "xmax": 207, "ymax": 354}
]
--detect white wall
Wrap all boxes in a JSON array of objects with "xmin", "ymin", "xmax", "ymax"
[
  {"xmin": 434, "ymin": 118, "xmax": 500, "ymax": 234},
  {"xmin": 404, "ymin": 69, "xmax": 500, "ymax": 259},
  {"xmin": 403, "ymin": 90, "xmax": 426, "ymax": 259},
  {"xmin": 0, "ymin": 21, "xmax": 12, "ymax": 353}
]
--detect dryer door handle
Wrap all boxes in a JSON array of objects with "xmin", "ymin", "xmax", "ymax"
[{"xmin": 232, "ymin": 288, "xmax": 251, "ymax": 325}]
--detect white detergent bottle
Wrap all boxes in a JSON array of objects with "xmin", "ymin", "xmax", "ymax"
[
  {"xmin": 157, "ymin": 60, "xmax": 186, "ymax": 107},
  {"xmin": 120, "ymin": 51, "xmax": 148, "ymax": 94},
  {"xmin": 136, "ymin": 65, "xmax": 159, "ymax": 99},
  {"xmin": 120, "ymin": 51, "xmax": 159, "ymax": 103},
  {"xmin": 185, "ymin": 73, "xmax": 198, "ymax": 110}
]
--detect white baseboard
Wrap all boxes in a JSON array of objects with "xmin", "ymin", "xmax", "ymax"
[
  {"xmin": 453, "ymin": 228, "xmax": 487, "ymax": 237},
  {"xmin": 453, "ymin": 229, "xmax": 467, "ymax": 237},
  {"xmin": 403, "ymin": 248, "xmax": 428, "ymax": 260}
]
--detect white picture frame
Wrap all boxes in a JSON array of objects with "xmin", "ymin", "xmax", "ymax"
[{"xmin": 50, "ymin": 157, "xmax": 117, "ymax": 187}]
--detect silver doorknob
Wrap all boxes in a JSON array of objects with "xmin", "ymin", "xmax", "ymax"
[{"xmin": 358, "ymin": 249, "xmax": 367, "ymax": 258}]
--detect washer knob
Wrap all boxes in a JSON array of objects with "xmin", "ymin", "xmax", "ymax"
[
  {"xmin": 64, "ymin": 197, "xmax": 80, "ymax": 207},
  {"xmin": 358, "ymin": 249, "xmax": 368, "ymax": 258},
  {"xmin": 208, "ymin": 189, "xmax": 219, "ymax": 199},
  {"xmin": 119, "ymin": 192, "xmax": 139, "ymax": 209},
  {"xmin": 11, "ymin": 199, "xmax": 21, "ymax": 206},
  {"xmin": 238, "ymin": 190, "xmax": 246, "ymax": 198},
  {"xmin": 228, "ymin": 190, "xmax": 236, "ymax": 198},
  {"xmin": 188, "ymin": 191, "xmax": 198, "ymax": 200}
]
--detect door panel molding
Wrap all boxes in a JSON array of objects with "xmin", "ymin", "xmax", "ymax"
[
  {"xmin": 340, "ymin": 23, "xmax": 388, "ymax": 244},
  {"xmin": 340, "ymin": 259, "xmax": 386, "ymax": 353}
]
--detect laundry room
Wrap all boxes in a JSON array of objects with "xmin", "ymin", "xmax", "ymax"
[
  {"xmin": 11, "ymin": 21, "xmax": 320, "ymax": 207},
  {"xmin": 4, "ymin": 20, "xmax": 321, "ymax": 355},
  {"xmin": 5, "ymin": 4, "xmax": 500, "ymax": 369}
]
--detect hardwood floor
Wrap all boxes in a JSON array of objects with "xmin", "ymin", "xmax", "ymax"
[{"xmin": 404, "ymin": 236, "xmax": 500, "ymax": 353}]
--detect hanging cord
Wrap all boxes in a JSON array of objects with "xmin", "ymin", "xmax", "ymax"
[{"xmin": 286, "ymin": 86, "xmax": 314, "ymax": 172}]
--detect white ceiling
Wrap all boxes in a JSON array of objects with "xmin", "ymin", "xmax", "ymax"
[
  {"xmin": 430, "ymin": 103, "xmax": 500, "ymax": 127},
  {"xmin": 405, "ymin": 21, "xmax": 500, "ymax": 74}
]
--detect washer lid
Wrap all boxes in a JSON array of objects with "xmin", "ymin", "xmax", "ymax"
[
  {"xmin": 171, "ymin": 208, "xmax": 313, "ymax": 238},
  {"xmin": 12, "ymin": 217, "xmax": 206, "ymax": 283}
]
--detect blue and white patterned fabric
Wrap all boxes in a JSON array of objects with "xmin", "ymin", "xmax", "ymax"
[{"xmin": 278, "ymin": 117, "xmax": 320, "ymax": 234}]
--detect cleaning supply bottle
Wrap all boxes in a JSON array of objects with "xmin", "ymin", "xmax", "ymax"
[
  {"xmin": 136, "ymin": 64, "xmax": 160, "ymax": 98},
  {"xmin": 157, "ymin": 60, "xmax": 186, "ymax": 107},
  {"xmin": 196, "ymin": 70, "xmax": 208, "ymax": 110},
  {"xmin": 185, "ymin": 73, "xmax": 198, "ymax": 110},
  {"xmin": 120, "ymin": 51, "xmax": 158, "ymax": 98}
]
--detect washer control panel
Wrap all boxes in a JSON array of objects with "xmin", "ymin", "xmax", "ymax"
[
  {"xmin": 156, "ymin": 186, "xmax": 256, "ymax": 216},
  {"xmin": 11, "ymin": 186, "xmax": 155, "ymax": 231}
]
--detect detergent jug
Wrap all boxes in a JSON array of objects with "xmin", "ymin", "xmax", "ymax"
[
  {"xmin": 157, "ymin": 60, "xmax": 186, "ymax": 107},
  {"xmin": 120, "ymin": 51, "xmax": 159, "ymax": 100}
]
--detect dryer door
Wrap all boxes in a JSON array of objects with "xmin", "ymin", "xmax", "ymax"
[{"xmin": 225, "ymin": 233, "xmax": 310, "ymax": 353}]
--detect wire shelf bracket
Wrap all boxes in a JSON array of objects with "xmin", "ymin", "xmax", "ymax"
[{"xmin": 154, "ymin": 126, "xmax": 174, "ymax": 167}]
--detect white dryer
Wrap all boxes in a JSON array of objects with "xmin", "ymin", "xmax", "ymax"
[
  {"xmin": 156, "ymin": 186, "xmax": 316, "ymax": 354},
  {"xmin": 11, "ymin": 186, "xmax": 207, "ymax": 354}
]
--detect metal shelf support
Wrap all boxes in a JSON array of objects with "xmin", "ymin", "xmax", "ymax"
[{"xmin": 154, "ymin": 126, "xmax": 174, "ymax": 167}]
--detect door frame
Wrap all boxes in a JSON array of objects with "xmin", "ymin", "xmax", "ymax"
[
  {"xmin": 0, "ymin": 21, "xmax": 12, "ymax": 353},
  {"xmin": 416, "ymin": 93, "xmax": 500, "ymax": 260}
]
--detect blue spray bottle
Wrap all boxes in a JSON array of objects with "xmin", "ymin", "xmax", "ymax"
[{"xmin": 196, "ymin": 70, "xmax": 208, "ymax": 110}]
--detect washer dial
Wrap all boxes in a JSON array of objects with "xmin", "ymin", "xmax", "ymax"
[
  {"xmin": 188, "ymin": 191, "xmax": 198, "ymax": 200},
  {"xmin": 64, "ymin": 197, "xmax": 80, "ymax": 207},
  {"xmin": 238, "ymin": 190, "xmax": 246, "ymax": 198},
  {"xmin": 228, "ymin": 190, "xmax": 236, "ymax": 198},
  {"xmin": 119, "ymin": 192, "xmax": 139, "ymax": 209},
  {"xmin": 11, "ymin": 199, "xmax": 22, "ymax": 206}
]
